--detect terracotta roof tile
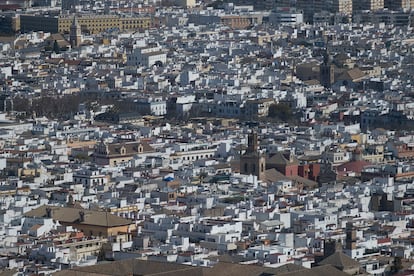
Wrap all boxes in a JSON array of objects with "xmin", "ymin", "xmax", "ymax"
[{"xmin": 25, "ymin": 205, "xmax": 133, "ymax": 227}]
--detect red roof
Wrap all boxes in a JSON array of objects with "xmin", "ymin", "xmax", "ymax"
[
  {"xmin": 377, "ymin": 237, "xmax": 391, "ymax": 244},
  {"xmin": 337, "ymin": 160, "xmax": 371, "ymax": 175},
  {"xmin": 0, "ymin": 4, "xmax": 20, "ymax": 10},
  {"xmin": 70, "ymin": 232, "xmax": 84, "ymax": 239}
]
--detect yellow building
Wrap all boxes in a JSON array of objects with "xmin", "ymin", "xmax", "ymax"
[
  {"xmin": 385, "ymin": 0, "xmax": 414, "ymax": 10},
  {"xmin": 220, "ymin": 14, "xmax": 263, "ymax": 29},
  {"xmin": 350, "ymin": 133, "xmax": 367, "ymax": 145},
  {"xmin": 25, "ymin": 205, "xmax": 136, "ymax": 239},
  {"xmin": 332, "ymin": 0, "xmax": 353, "ymax": 16},
  {"xmin": 20, "ymin": 14, "xmax": 152, "ymax": 34},
  {"xmin": 93, "ymin": 140, "xmax": 154, "ymax": 166},
  {"xmin": 353, "ymin": 0, "xmax": 384, "ymax": 11},
  {"xmin": 58, "ymin": 238, "xmax": 107, "ymax": 262},
  {"xmin": 59, "ymin": 15, "xmax": 152, "ymax": 34}
]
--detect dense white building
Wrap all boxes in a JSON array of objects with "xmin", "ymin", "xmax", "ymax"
[{"xmin": 127, "ymin": 46, "xmax": 167, "ymax": 67}]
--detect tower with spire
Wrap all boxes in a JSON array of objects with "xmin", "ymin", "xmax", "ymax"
[{"xmin": 70, "ymin": 16, "xmax": 82, "ymax": 48}]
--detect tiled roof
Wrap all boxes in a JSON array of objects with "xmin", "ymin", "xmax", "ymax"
[
  {"xmin": 319, "ymin": 252, "xmax": 360, "ymax": 270},
  {"xmin": 337, "ymin": 160, "xmax": 371, "ymax": 174},
  {"xmin": 53, "ymin": 259, "xmax": 349, "ymax": 276},
  {"xmin": 267, "ymin": 152, "xmax": 299, "ymax": 166},
  {"xmin": 106, "ymin": 141, "xmax": 154, "ymax": 156},
  {"xmin": 24, "ymin": 205, "xmax": 133, "ymax": 227}
]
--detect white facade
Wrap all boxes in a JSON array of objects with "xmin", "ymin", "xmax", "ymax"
[
  {"xmin": 127, "ymin": 46, "xmax": 167, "ymax": 67},
  {"xmin": 269, "ymin": 10, "xmax": 304, "ymax": 25}
]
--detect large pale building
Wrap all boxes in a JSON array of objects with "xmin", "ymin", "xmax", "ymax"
[
  {"xmin": 384, "ymin": 0, "xmax": 414, "ymax": 10},
  {"xmin": 332, "ymin": 0, "xmax": 353, "ymax": 15},
  {"xmin": 296, "ymin": 0, "xmax": 326, "ymax": 23},
  {"xmin": 127, "ymin": 46, "xmax": 167, "ymax": 67},
  {"xmin": 176, "ymin": 0, "xmax": 196, "ymax": 8},
  {"xmin": 352, "ymin": 0, "xmax": 384, "ymax": 11},
  {"xmin": 25, "ymin": 205, "xmax": 136, "ymax": 238},
  {"xmin": 19, "ymin": 14, "xmax": 152, "ymax": 34},
  {"xmin": 93, "ymin": 140, "xmax": 155, "ymax": 166}
]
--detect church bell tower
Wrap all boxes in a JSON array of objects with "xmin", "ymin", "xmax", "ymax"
[
  {"xmin": 70, "ymin": 16, "xmax": 82, "ymax": 48},
  {"xmin": 240, "ymin": 132, "xmax": 266, "ymax": 180}
]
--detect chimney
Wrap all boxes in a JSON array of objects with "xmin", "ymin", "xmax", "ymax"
[
  {"xmin": 79, "ymin": 211, "xmax": 85, "ymax": 222},
  {"xmin": 46, "ymin": 207, "xmax": 52, "ymax": 218}
]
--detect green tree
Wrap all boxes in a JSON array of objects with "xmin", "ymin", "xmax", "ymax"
[
  {"xmin": 53, "ymin": 40, "xmax": 60, "ymax": 54},
  {"xmin": 73, "ymin": 153, "xmax": 91, "ymax": 163},
  {"xmin": 390, "ymin": 256, "xmax": 403, "ymax": 274},
  {"xmin": 268, "ymin": 103, "xmax": 293, "ymax": 122}
]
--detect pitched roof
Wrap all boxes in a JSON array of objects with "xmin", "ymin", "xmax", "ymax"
[
  {"xmin": 303, "ymin": 79, "xmax": 320, "ymax": 85},
  {"xmin": 46, "ymin": 33, "xmax": 66, "ymax": 42},
  {"xmin": 204, "ymin": 262, "xmax": 270, "ymax": 276},
  {"xmin": 264, "ymin": 168, "xmax": 289, "ymax": 183},
  {"xmin": 337, "ymin": 68, "xmax": 366, "ymax": 81},
  {"xmin": 106, "ymin": 141, "xmax": 154, "ymax": 156},
  {"xmin": 267, "ymin": 152, "xmax": 299, "ymax": 166},
  {"xmin": 54, "ymin": 260, "xmax": 349, "ymax": 276},
  {"xmin": 334, "ymin": 53, "xmax": 350, "ymax": 61},
  {"xmin": 318, "ymin": 252, "xmax": 360, "ymax": 270},
  {"xmin": 264, "ymin": 168, "xmax": 318, "ymax": 188},
  {"xmin": 24, "ymin": 205, "xmax": 133, "ymax": 227},
  {"xmin": 337, "ymin": 160, "xmax": 371, "ymax": 175},
  {"xmin": 0, "ymin": 269, "xmax": 19, "ymax": 276},
  {"xmin": 288, "ymin": 175, "xmax": 318, "ymax": 189},
  {"xmin": 267, "ymin": 263, "xmax": 305, "ymax": 274},
  {"xmin": 278, "ymin": 265, "xmax": 350, "ymax": 276},
  {"xmin": 54, "ymin": 259, "xmax": 203, "ymax": 276}
]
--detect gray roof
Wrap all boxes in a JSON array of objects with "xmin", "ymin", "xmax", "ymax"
[{"xmin": 319, "ymin": 251, "xmax": 360, "ymax": 270}]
